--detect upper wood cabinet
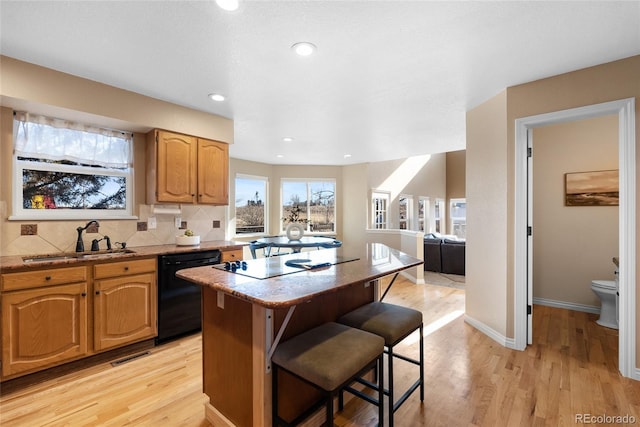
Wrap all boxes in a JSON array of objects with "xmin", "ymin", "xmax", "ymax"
[
  {"xmin": 147, "ymin": 129, "xmax": 229, "ymax": 205},
  {"xmin": 197, "ymin": 138, "xmax": 229, "ymax": 204}
]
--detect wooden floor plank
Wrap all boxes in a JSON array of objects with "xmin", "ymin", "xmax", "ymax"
[{"xmin": 1, "ymin": 274, "xmax": 639, "ymax": 426}]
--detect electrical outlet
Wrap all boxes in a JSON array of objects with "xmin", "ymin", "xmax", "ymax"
[
  {"xmin": 175, "ymin": 217, "xmax": 182, "ymax": 228},
  {"xmin": 148, "ymin": 216, "xmax": 157, "ymax": 229}
]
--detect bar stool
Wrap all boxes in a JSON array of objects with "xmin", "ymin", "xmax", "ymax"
[
  {"xmin": 271, "ymin": 322, "xmax": 385, "ymax": 427},
  {"xmin": 337, "ymin": 302, "xmax": 424, "ymax": 427}
]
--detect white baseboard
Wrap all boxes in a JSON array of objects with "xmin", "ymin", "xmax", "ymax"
[
  {"xmin": 400, "ymin": 270, "xmax": 425, "ymax": 284},
  {"xmin": 464, "ymin": 315, "xmax": 516, "ymax": 349},
  {"xmin": 532, "ymin": 297, "xmax": 600, "ymax": 314}
]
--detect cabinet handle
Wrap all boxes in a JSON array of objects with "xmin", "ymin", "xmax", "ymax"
[
  {"xmin": 81, "ymin": 292, "xmax": 87, "ymax": 297},
  {"xmin": 45, "ymin": 275, "xmax": 51, "ymax": 281},
  {"xmin": 95, "ymin": 290, "xmax": 100, "ymax": 295},
  {"xmin": 124, "ymin": 266, "xmax": 129, "ymax": 271}
]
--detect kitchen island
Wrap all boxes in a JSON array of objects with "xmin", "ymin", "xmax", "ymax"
[{"xmin": 177, "ymin": 243, "xmax": 422, "ymax": 427}]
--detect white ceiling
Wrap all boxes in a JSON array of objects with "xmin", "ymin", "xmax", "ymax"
[{"xmin": 1, "ymin": 1, "xmax": 639, "ymax": 165}]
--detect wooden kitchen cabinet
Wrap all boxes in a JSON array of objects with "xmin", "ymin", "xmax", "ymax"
[
  {"xmin": 197, "ymin": 138, "xmax": 228, "ymax": 204},
  {"xmin": 221, "ymin": 249, "xmax": 243, "ymax": 263},
  {"xmin": 93, "ymin": 258, "xmax": 157, "ymax": 352},
  {"xmin": 1, "ymin": 257, "xmax": 157, "ymax": 380},
  {"xmin": 1, "ymin": 273, "xmax": 89, "ymax": 378},
  {"xmin": 147, "ymin": 129, "xmax": 229, "ymax": 205}
]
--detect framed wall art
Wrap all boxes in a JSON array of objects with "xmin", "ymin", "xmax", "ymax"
[{"xmin": 565, "ymin": 169, "xmax": 619, "ymax": 206}]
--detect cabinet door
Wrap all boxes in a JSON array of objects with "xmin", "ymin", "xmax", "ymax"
[
  {"xmin": 1, "ymin": 283, "xmax": 88, "ymax": 378},
  {"xmin": 197, "ymin": 139, "xmax": 229, "ymax": 205},
  {"xmin": 156, "ymin": 131, "xmax": 197, "ymax": 203},
  {"xmin": 94, "ymin": 272, "xmax": 157, "ymax": 352}
]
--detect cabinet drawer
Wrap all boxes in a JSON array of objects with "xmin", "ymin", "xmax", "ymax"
[
  {"xmin": 2, "ymin": 266, "xmax": 88, "ymax": 291},
  {"xmin": 94, "ymin": 258, "xmax": 156, "ymax": 279},
  {"xmin": 221, "ymin": 249, "xmax": 243, "ymax": 263}
]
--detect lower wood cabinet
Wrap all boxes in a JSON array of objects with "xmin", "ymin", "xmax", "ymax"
[
  {"xmin": 94, "ymin": 272, "xmax": 157, "ymax": 351},
  {"xmin": 221, "ymin": 249, "xmax": 243, "ymax": 263},
  {"xmin": 1, "ymin": 257, "xmax": 157, "ymax": 380},
  {"xmin": 1, "ymin": 282, "xmax": 89, "ymax": 378}
]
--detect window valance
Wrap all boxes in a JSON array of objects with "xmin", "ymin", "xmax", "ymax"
[{"xmin": 13, "ymin": 112, "xmax": 133, "ymax": 168}]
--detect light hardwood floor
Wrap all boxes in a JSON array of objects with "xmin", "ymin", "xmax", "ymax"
[{"xmin": 1, "ymin": 275, "xmax": 639, "ymax": 426}]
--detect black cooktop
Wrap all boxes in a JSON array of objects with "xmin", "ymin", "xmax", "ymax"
[{"xmin": 212, "ymin": 254, "xmax": 359, "ymax": 280}]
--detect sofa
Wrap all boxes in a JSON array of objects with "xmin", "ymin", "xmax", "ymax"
[
  {"xmin": 423, "ymin": 237, "xmax": 443, "ymax": 272},
  {"xmin": 423, "ymin": 234, "xmax": 465, "ymax": 276}
]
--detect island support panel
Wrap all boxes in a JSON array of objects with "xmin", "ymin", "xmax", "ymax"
[{"xmin": 202, "ymin": 281, "xmax": 375, "ymax": 426}]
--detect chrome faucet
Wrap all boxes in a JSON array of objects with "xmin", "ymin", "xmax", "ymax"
[{"xmin": 76, "ymin": 220, "xmax": 100, "ymax": 252}]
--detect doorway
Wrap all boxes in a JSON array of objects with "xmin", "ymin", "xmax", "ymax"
[
  {"xmin": 532, "ymin": 116, "xmax": 618, "ymax": 316},
  {"xmin": 514, "ymin": 98, "xmax": 637, "ymax": 379}
]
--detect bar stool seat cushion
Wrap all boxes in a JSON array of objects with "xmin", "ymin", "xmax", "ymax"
[
  {"xmin": 337, "ymin": 302, "xmax": 422, "ymax": 345},
  {"xmin": 272, "ymin": 322, "xmax": 384, "ymax": 392}
]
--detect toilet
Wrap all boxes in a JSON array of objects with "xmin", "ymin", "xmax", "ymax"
[{"xmin": 591, "ymin": 267, "xmax": 619, "ymax": 329}]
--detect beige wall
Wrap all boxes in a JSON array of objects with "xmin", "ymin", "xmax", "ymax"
[
  {"xmin": 342, "ymin": 163, "xmax": 369, "ymax": 250},
  {"xmin": 466, "ymin": 90, "xmax": 509, "ymax": 336},
  {"xmin": 467, "ymin": 55, "xmax": 639, "ymax": 360},
  {"xmin": 446, "ymin": 150, "xmax": 466, "ymax": 200},
  {"xmin": 533, "ymin": 115, "xmax": 618, "ymax": 307},
  {"xmin": 0, "ymin": 56, "xmax": 233, "ymax": 143}
]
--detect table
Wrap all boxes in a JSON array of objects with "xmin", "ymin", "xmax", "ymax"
[
  {"xmin": 248, "ymin": 236, "xmax": 341, "ymax": 259},
  {"xmin": 177, "ymin": 244, "xmax": 422, "ymax": 427}
]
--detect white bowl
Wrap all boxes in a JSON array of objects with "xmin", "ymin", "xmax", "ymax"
[{"xmin": 176, "ymin": 235, "xmax": 200, "ymax": 246}]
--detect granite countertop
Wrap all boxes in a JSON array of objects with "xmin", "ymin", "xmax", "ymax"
[
  {"xmin": 176, "ymin": 243, "xmax": 423, "ymax": 309},
  {"xmin": 0, "ymin": 240, "xmax": 247, "ymax": 272}
]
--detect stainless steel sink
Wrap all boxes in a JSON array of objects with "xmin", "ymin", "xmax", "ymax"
[
  {"xmin": 78, "ymin": 249, "xmax": 135, "ymax": 259},
  {"xmin": 23, "ymin": 249, "xmax": 135, "ymax": 263},
  {"xmin": 22, "ymin": 254, "xmax": 78, "ymax": 263}
]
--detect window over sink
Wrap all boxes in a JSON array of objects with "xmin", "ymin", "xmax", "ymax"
[{"xmin": 11, "ymin": 112, "xmax": 135, "ymax": 220}]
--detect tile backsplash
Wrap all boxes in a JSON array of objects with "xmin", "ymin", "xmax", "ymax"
[{"xmin": 0, "ymin": 204, "xmax": 227, "ymax": 256}]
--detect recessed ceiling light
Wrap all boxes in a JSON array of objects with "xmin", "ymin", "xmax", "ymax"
[
  {"xmin": 208, "ymin": 93, "xmax": 225, "ymax": 102},
  {"xmin": 291, "ymin": 42, "xmax": 316, "ymax": 57},
  {"xmin": 215, "ymin": 0, "xmax": 239, "ymax": 11},
  {"xmin": 344, "ymin": 154, "xmax": 352, "ymax": 158},
  {"xmin": 276, "ymin": 154, "xmax": 284, "ymax": 158},
  {"xmin": 283, "ymin": 137, "xmax": 294, "ymax": 142}
]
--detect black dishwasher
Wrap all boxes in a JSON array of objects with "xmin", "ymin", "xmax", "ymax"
[{"xmin": 157, "ymin": 250, "xmax": 221, "ymax": 344}]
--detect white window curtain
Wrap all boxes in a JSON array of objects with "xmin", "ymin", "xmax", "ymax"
[{"xmin": 13, "ymin": 112, "xmax": 132, "ymax": 168}]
